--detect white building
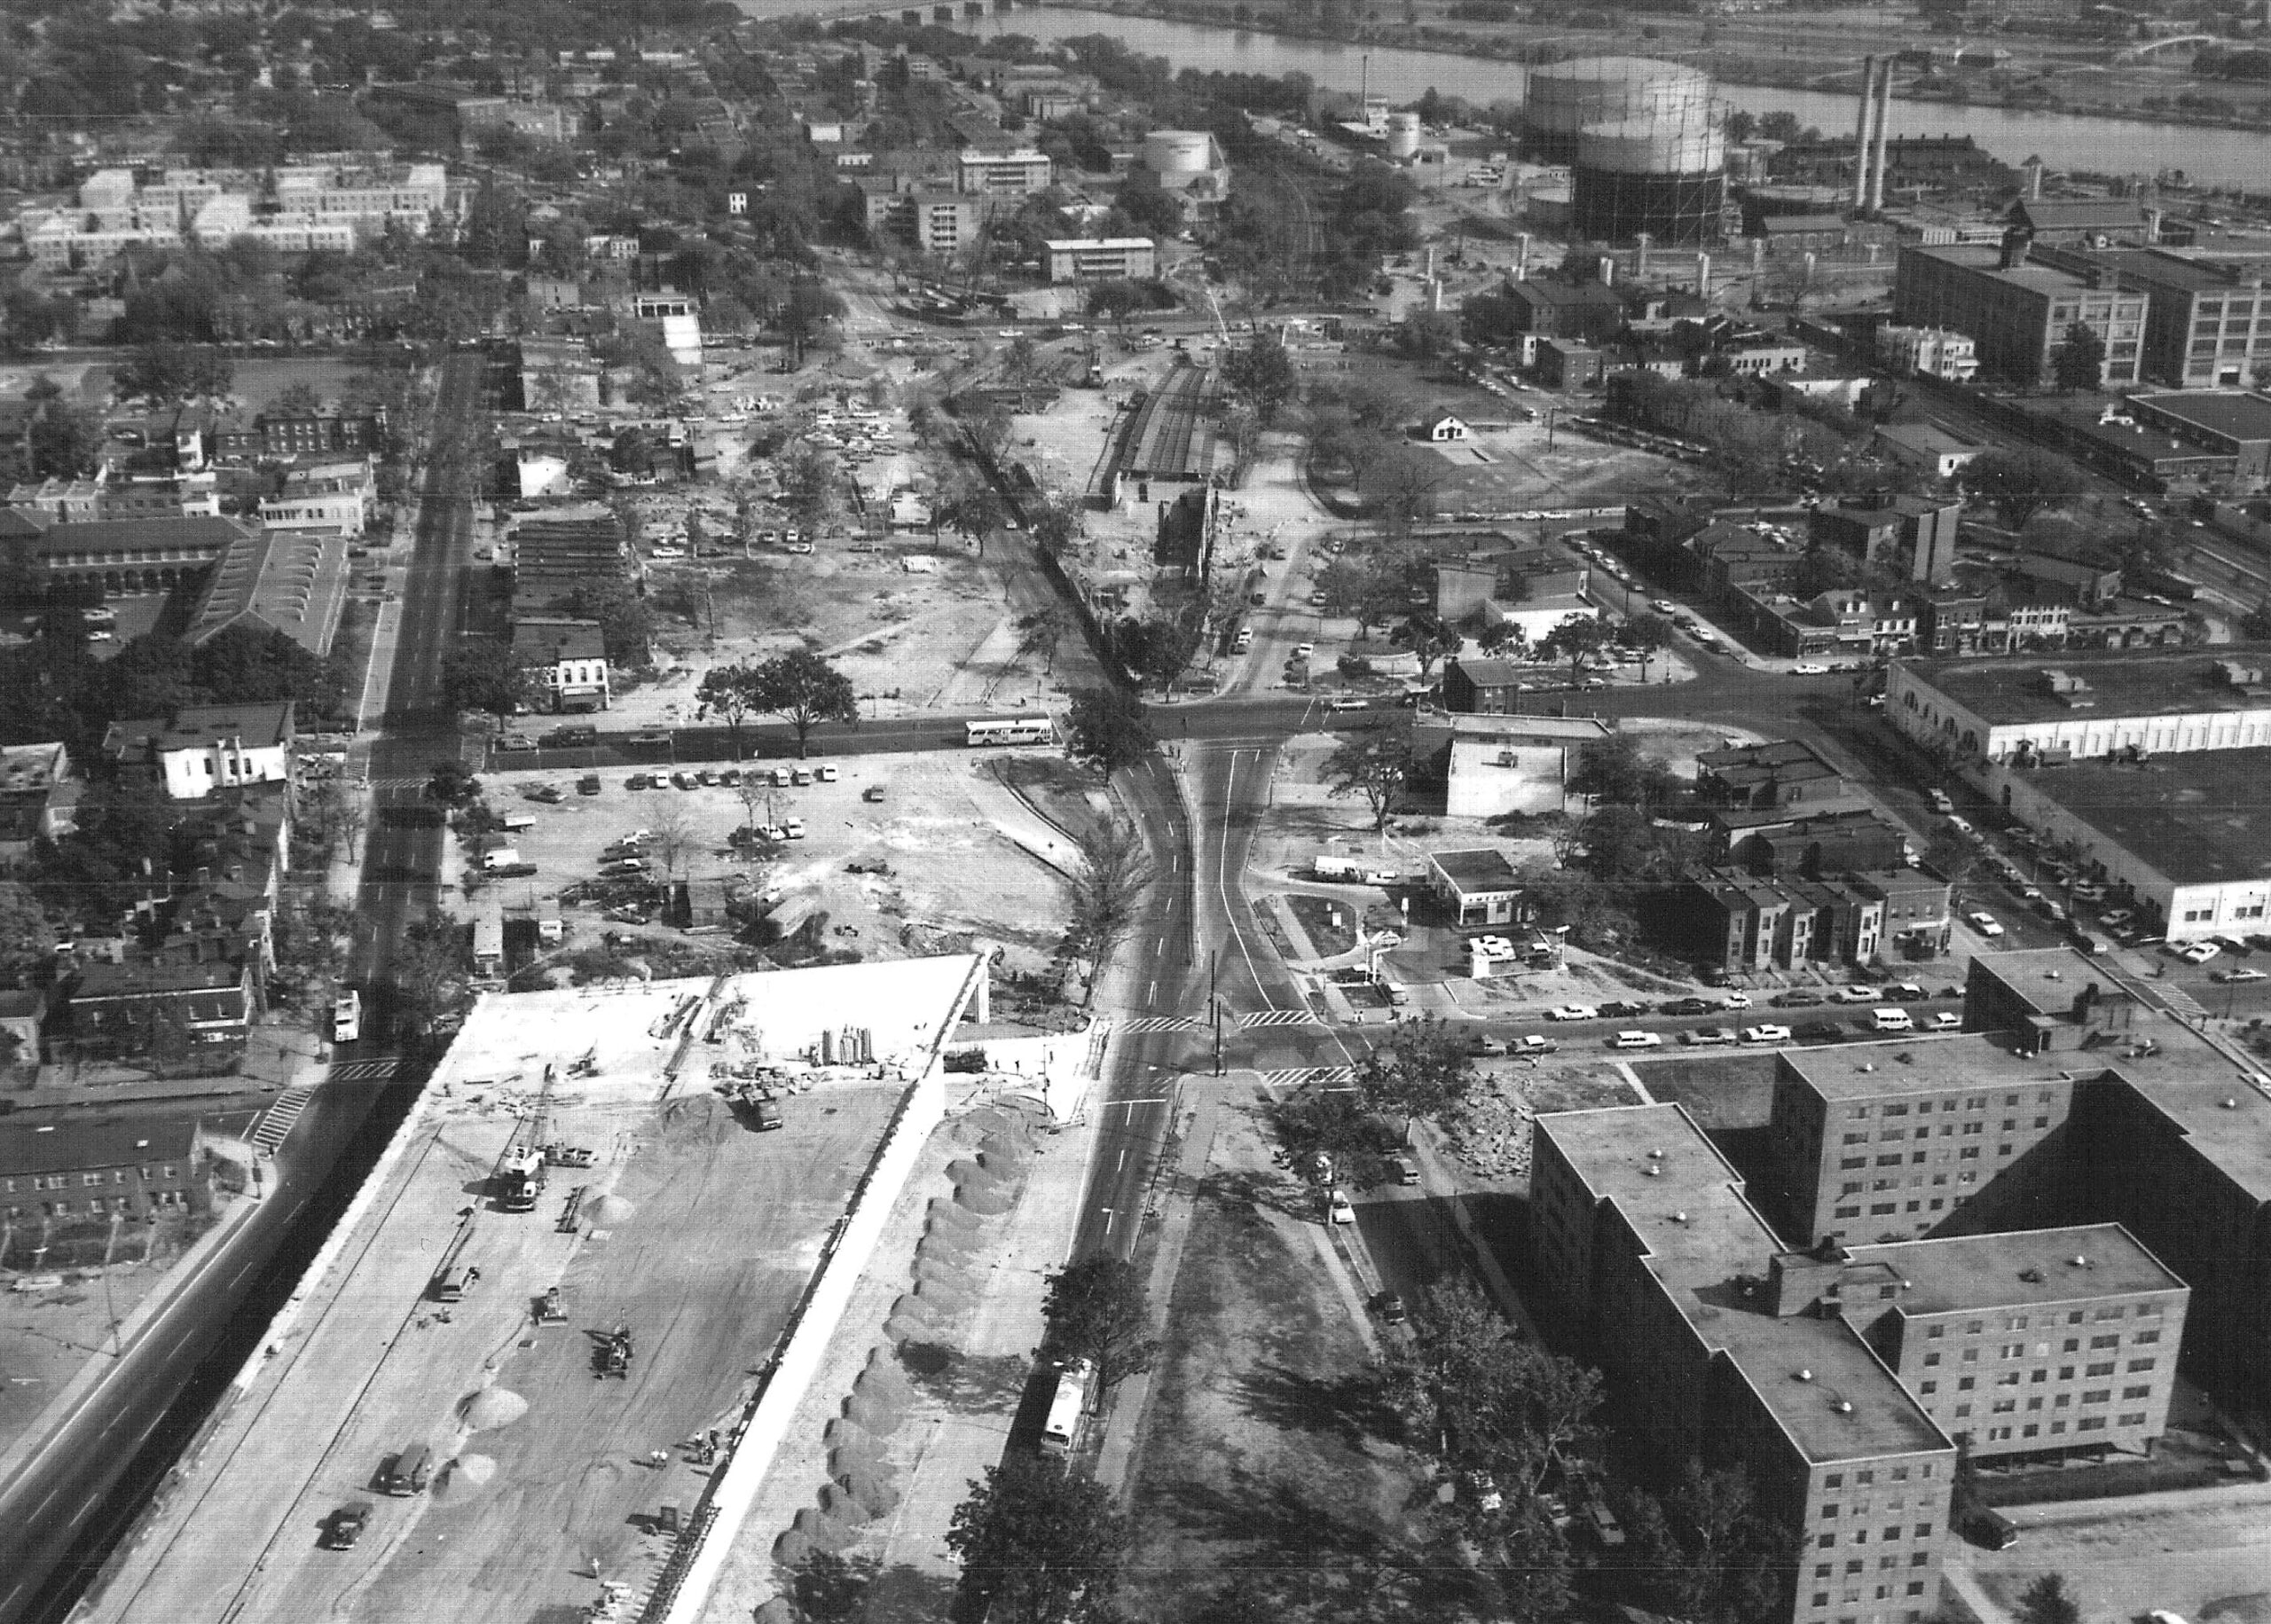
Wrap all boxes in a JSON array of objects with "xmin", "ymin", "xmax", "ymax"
[
  {"xmin": 1426, "ymin": 714, "xmax": 1611, "ymax": 818},
  {"xmin": 514, "ymin": 617, "xmax": 610, "ymax": 712},
  {"xmin": 633, "ymin": 294, "xmax": 703, "ymax": 367},
  {"xmin": 1878, "ymin": 324, "xmax": 1979, "ymax": 382},
  {"xmin": 258, "ymin": 459, "xmax": 374, "ymax": 536},
  {"xmin": 958, "ymin": 147, "xmax": 1053, "ymax": 196},
  {"xmin": 103, "ymin": 701, "xmax": 295, "ymax": 801},
  {"xmin": 1887, "ymin": 647, "xmax": 2260, "ymax": 770},
  {"xmin": 1044, "ymin": 238, "xmax": 1157, "ymax": 283}
]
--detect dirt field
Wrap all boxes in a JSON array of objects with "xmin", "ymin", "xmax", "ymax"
[{"xmin": 1127, "ymin": 1096, "xmax": 1441, "ymax": 1621}]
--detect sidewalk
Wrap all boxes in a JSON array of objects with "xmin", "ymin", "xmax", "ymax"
[{"xmin": 963, "ymin": 771, "xmax": 1081, "ymax": 878}]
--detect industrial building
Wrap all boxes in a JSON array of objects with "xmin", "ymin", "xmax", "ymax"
[
  {"xmin": 1883, "ymin": 645, "xmax": 2271, "ymax": 768},
  {"xmin": 2055, "ymin": 248, "xmax": 2271, "ymax": 388},
  {"xmin": 1809, "ymin": 492, "xmax": 1962, "ymax": 587},
  {"xmin": 1525, "ymin": 57, "xmax": 1725, "ymax": 246},
  {"xmin": 1891, "ymin": 239, "xmax": 2145, "ymax": 387}
]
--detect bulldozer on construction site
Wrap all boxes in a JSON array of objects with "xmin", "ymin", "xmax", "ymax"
[{"xmin": 595, "ymin": 1322, "xmax": 633, "ymax": 1379}]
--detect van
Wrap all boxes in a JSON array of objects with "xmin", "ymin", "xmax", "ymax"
[
  {"xmin": 1869, "ymin": 1008, "xmax": 1914, "ymax": 1032},
  {"xmin": 381, "ymin": 1444, "xmax": 433, "ymax": 1496},
  {"xmin": 481, "ymin": 846, "xmax": 522, "ymax": 871},
  {"xmin": 499, "ymin": 811, "xmax": 537, "ymax": 832},
  {"xmin": 1962, "ymin": 1506, "xmax": 2019, "ymax": 1549},
  {"xmin": 1233, "ymin": 628, "xmax": 1253, "ymax": 651},
  {"xmin": 1394, "ymin": 1157, "xmax": 1420, "ymax": 1187},
  {"xmin": 433, "ymin": 1263, "xmax": 477, "ymax": 1301},
  {"xmin": 771, "ymin": 766, "xmax": 792, "ymax": 788},
  {"xmin": 781, "ymin": 818, "xmax": 806, "ymax": 840},
  {"xmin": 1313, "ymin": 855, "xmax": 1363, "ymax": 882}
]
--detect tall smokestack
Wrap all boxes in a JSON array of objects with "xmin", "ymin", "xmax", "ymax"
[
  {"xmin": 1851, "ymin": 55, "xmax": 1876, "ymax": 215},
  {"xmin": 1635, "ymin": 231, "xmax": 1653, "ymax": 279},
  {"xmin": 1867, "ymin": 59, "xmax": 1892, "ymax": 213},
  {"xmin": 1696, "ymin": 251, "xmax": 1711, "ymax": 296}
]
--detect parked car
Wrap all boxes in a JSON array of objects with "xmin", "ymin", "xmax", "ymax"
[
  {"xmin": 1929, "ymin": 1012, "xmax": 1964, "ymax": 1031},
  {"xmin": 1967, "ymin": 911, "xmax": 2004, "ymax": 938},
  {"xmin": 1513, "ymin": 1035, "xmax": 1559, "ymax": 1056},
  {"xmin": 1327, "ymin": 1189, "xmax": 1356, "ymax": 1225},
  {"xmin": 326, "ymin": 1502, "xmax": 373, "ymax": 1549},
  {"xmin": 1681, "ymin": 1026, "xmax": 1736, "ymax": 1046},
  {"xmin": 1548, "ymin": 1004, "xmax": 1599, "ymax": 1022},
  {"xmin": 2178, "ymin": 942, "xmax": 2222, "ymax": 964},
  {"xmin": 1372, "ymin": 1291, "xmax": 1408, "ymax": 1323},
  {"xmin": 1660, "ymin": 997, "xmax": 1713, "ymax": 1016},
  {"xmin": 1771, "ymin": 989, "xmax": 1826, "ymax": 1008},
  {"xmin": 2215, "ymin": 967, "xmax": 2269, "ymax": 983},
  {"xmin": 1611, "ymin": 1030, "xmax": 1662, "ymax": 1049},
  {"xmin": 1716, "ymin": 992, "xmax": 1752, "ymax": 1009},
  {"xmin": 1741, "ymin": 1024, "xmax": 1794, "ymax": 1044},
  {"xmin": 1597, "ymin": 1000, "xmax": 1644, "ymax": 1019},
  {"xmin": 1799, "ymin": 1021, "xmax": 1849, "ymax": 1043}
]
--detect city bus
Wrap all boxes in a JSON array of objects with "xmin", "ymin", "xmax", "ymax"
[
  {"xmin": 965, "ymin": 715, "xmax": 1056, "ymax": 748},
  {"xmin": 1039, "ymin": 1358, "xmax": 1093, "ymax": 1457}
]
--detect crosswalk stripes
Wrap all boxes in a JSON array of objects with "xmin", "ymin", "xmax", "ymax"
[
  {"xmin": 1239, "ymin": 1008, "xmax": 1324, "ymax": 1029},
  {"xmin": 1120, "ymin": 1015, "xmax": 1203, "ymax": 1034},
  {"xmin": 251, "ymin": 1086, "xmax": 314, "ymax": 1156},
  {"xmin": 328, "ymin": 1056, "xmax": 401, "ymax": 1083},
  {"xmin": 1261, "ymin": 1067, "xmax": 1360, "ymax": 1089}
]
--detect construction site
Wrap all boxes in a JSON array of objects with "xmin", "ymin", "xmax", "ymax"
[{"xmin": 75, "ymin": 952, "xmax": 1092, "ymax": 1624}]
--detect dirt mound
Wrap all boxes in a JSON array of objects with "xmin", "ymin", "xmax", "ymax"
[
  {"xmin": 914, "ymin": 1255, "xmax": 976, "ymax": 1289},
  {"xmin": 913, "ymin": 1277, "xmax": 973, "ymax": 1314},
  {"xmin": 773, "ymin": 1527, "xmax": 814, "ymax": 1567},
  {"xmin": 820, "ymin": 1483, "xmax": 875, "ymax": 1525},
  {"xmin": 918, "ymin": 1221, "xmax": 982, "ymax": 1256},
  {"xmin": 836, "ymin": 1462, "xmax": 902, "ymax": 1518},
  {"xmin": 953, "ymin": 1183, "xmax": 1013, "ymax": 1217},
  {"xmin": 887, "ymin": 1293, "xmax": 938, "ymax": 1325},
  {"xmin": 845, "ymin": 1390, "xmax": 904, "ymax": 1434},
  {"xmin": 822, "ymin": 1417, "xmax": 876, "ymax": 1454},
  {"xmin": 585, "ymin": 1193, "xmax": 637, "ymax": 1227},
  {"xmin": 963, "ymin": 1106, "xmax": 1027, "ymax": 1139},
  {"xmin": 755, "ymin": 1599, "xmax": 798, "ymax": 1624},
  {"xmin": 659, "ymin": 1091, "xmax": 737, "ymax": 1143},
  {"xmin": 926, "ymin": 1198, "xmax": 981, "ymax": 1232},
  {"xmin": 791, "ymin": 1504, "xmax": 860, "ymax": 1552},
  {"xmin": 453, "ymin": 1453, "xmax": 498, "ymax": 1486},
  {"xmin": 978, "ymin": 1136, "xmax": 1031, "ymax": 1169},
  {"xmin": 857, "ymin": 1353, "xmax": 916, "ymax": 1407},
  {"xmin": 458, "ymin": 1388, "xmax": 528, "ymax": 1431}
]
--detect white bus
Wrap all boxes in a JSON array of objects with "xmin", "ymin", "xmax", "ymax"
[
  {"xmin": 333, "ymin": 988, "xmax": 362, "ymax": 1045},
  {"xmin": 1039, "ymin": 1358, "xmax": 1093, "ymax": 1457},
  {"xmin": 965, "ymin": 715, "xmax": 1055, "ymax": 748}
]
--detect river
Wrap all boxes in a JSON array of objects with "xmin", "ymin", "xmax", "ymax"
[{"xmin": 958, "ymin": 6, "xmax": 2271, "ymax": 188}]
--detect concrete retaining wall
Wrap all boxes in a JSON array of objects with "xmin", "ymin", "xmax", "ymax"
[{"xmin": 655, "ymin": 1067, "xmax": 947, "ymax": 1624}]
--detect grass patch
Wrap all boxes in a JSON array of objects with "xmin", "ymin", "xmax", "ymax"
[
  {"xmin": 1128, "ymin": 1125, "xmax": 1434, "ymax": 1620},
  {"xmin": 990, "ymin": 755, "xmax": 1107, "ymax": 843},
  {"xmin": 1285, "ymin": 893, "xmax": 1360, "ymax": 957},
  {"xmin": 1521, "ymin": 1062, "xmax": 1643, "ymax": 1115},
  {"xmin": 1633, "ymin": 1053, "xmax": 1780, "ymax": 1132}
]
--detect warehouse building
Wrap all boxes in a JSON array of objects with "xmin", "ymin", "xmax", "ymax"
[
  {"xmin": 1884, "ymin": 646, "xmax": 2271, "ymax": 768},
  {"xmin": 1892, "ymin": 239, "xmax": 2144, "ymax": 388}
]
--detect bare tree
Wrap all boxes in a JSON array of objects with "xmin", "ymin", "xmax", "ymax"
[
  {"xmin": 1065, "ymin": 819, "xmax": 1156, "ymax": 1005},
  {"xmin": 649, "ymin": 800, "xmax": 696, "ymax": 880}
]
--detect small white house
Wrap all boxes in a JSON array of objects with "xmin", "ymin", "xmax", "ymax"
[{"xmin": 1426, "ymin": 414, "xmax": 1471, "ymax": 443}]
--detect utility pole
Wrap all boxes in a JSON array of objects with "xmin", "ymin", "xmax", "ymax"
[{"xmin": 1210, "ymin": 951, "xmax": 1222, "ymax": 1077}]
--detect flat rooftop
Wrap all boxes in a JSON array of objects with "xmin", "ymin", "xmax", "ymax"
[
  {"xmin": 1779, "ymin": 1032, "xmax": 2086, "ymax": 1101},
  {"xmin": 1907, "ymin": 242, "xmax": 2116, "ymax": 295},
  {"xmin": 1540, "ymin": 1105, "xmax": 1951, "ymax": 1464},
  {"xmin": 1902, "ymin": 644, "xmax": 2271, "ymax": 727},
  {"xmin": 2020, "ymin": 748, "xmax": 2271, "ymax": 887},
  {"xmin": 1971, "ymin": 945, "xmax": 2271, "ymax": 1197},
  {"xmin": 1849, "ymin": 1224, "xmax": 2184, "ymax": 1316},
  {"xmin": 2133, "ymin": 390, "xmax": 2271, "ymax": 445}
]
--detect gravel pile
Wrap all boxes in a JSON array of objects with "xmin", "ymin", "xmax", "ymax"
[
  {"xmin": 1444, "ymin": 1074, "xmax": 1537, "ymax": 1181},
  {"xmin": 458, "ymin": 1388, "xmax": 528, "ymax": 1431},
  {"xmin": 585, "ymin": 1193, "xmax": 637, "ymax": 1226}
]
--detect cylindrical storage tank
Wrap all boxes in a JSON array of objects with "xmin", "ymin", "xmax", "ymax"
[
  {"xmin": 1143, "ymin": 130, "xmax": 1214, "ymax": 176},
  {"xmin": 1523, "ymin": 56, "xmax": 1710, "ymax": 165},
  {"xmin": 1573, "ymin": 111, "xmax": 1726, "ymax": 247},
  {"xmin": 1385, "ymin": 111, "xmax": 1422, "ymax": 160}
]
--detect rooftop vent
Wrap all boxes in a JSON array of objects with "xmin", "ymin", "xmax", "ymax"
[
  {"xmin": 1796, "ymin": 1369, "xmax": 1814, "ymax": 1383},
  {"xmin": 1835, "ymin": 1400, "xmax": 1855, "ymax": 1415},
  {"xmin": 2223, "ymin": 1098, "xmax": 2239, "ymax": 1110},
  {"xmin": 1648, "ymin": 1148, "xmax": 1664, "ymax": 1160},
  {"xmin": 1673, "ymin": 1211, "xmax": 1689, "ymax": 1225},
  {"xmin": 2069, "ymin": 1254, "xmax": 2091, "ymax": 1268},
  {"xmin": 1644, "ymin": 1165, "xmax": 1662, "ymax": 1177}
]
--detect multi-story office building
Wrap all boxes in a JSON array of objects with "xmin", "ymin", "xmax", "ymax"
[
  {"xmin": 1767, "ymin": 1038, "xmax": 2082, "ymax": 1248},
  {"xmin": 859, "ymin": 184, "xmax": 985, "ymax": 255},
  {"xmin": 1844, "ymin": 1225, "xmax": 2186, "ymax": 1461},
  {"xmin": 957, "ymin": 146, "xmax": 1052, "ymax": 196},
  {"xmin": 1892, "ymin": 240, "xmax": 2145, "ymax": 387},
  {"xmin": 1045, "ymin": 238, "xmax": 1159, "ymax": 283},
  {"xmin": 2064, "ymin": 248, "xmax": 2271, "ymax": 388},
  {"xmin": 1534, "ymin": 1104, "xmax": 1959, "ymax": 1624},
  {"xmin": 1809, "ymin": 494, "xmax": 1962, "ymax": 588}
]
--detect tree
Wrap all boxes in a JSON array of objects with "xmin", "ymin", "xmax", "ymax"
[
  {"xmin": 193, "ymin": 624, "xmax": 345, "ymax": 723},
  {"xmin": 2051, "ymin": 321, "xmax": 2106, "ymax": 392},
  {"xmin": 648, "ymin": 800, "xmax": 696, "ymax": 880},
  {"xmin": 1570, "ymin": 734, "xmax": 1678, "ymax": 809},
  {"xmin": 1088, "ymin": 279, "xmax": 1146, "ymax": 333},
  {"xmin": 441, "ymin": 639, "xmax": 529, "ymax": 718},
  {"xmin": 1618, "ymin": 1463, "xmax": 1796, "ymax": 1624},
  {"xmin": 695, "ymin": 662, "xmax": 758, "ymax": 758},
  {"xmin": 272, "ymin": 381, "xmax": 323, "ymax": 416},
  {"xmin": 1963, "ymin": 449, "xmax": 2085, "ymax": 530},
  {"xmin": 427, "ymin": 759, "xmax": 481, "ymax": 806},
  {"xmin": 779, "ymin": 443, "xmax": 842, "ymax": 535},
  {"xmin": 746, "ymin": 649, "xmax": 858, "ymax": 757},
  {"xmin": 1065, "ymin": 816, "xmax": 1156, "ymax": 1001},
  {"xmin": 1015, "ymin": 606, "xmax": 1072, "ymax": 676},
  {"xmin": 940, "ymin": 481, "xmax": 1007, "ymax": 555},
  {"xmin": 947, "ymin": 1456, "xmax": 1130, "ymax": 1624},
  {"xmin": 28, "ymin": 404, "xmax": 103, "ymax": 481},
  {"xmin": 1002, "ymin": 335, "xmax": 1043, "ymax": 409},
  {"xmin": 1359, "ymin": 1014, "xmax": 1476, "ymax": 1119},
  {"xmin": 1324, "ymin": 725, "xmax": 1411, "ymax": 834},
  {"xmin": 1066, "ymin": 686, "xmax": 1154, "ymax": 771},
  {"xmin": 390, "ymin": 916, "xmax": 470, "ymax": 1036},
  {"xmin": 1538, "ymin": 616, "xmax": 1615, "ymax": 691},
  {"xmin": 0, "ymin": 880, "xmax": 55, "ymax": 983},
  {"xmin": 1388, "ymin": 610, "xmax": 1463, "ymax": 679},
  {"xmin": 1792, "ymin": 543, "xmax": 1860, "ymax": 600},
  {"xmin": 2017, "ymin": 1575, "xmax": 2082, "ymax": 1624},
  {"xmin": 1222, "ymin": 332, "xmax": 1297, "ymax": 426},
  {"xmin": 1041, "ymin": 1253, "xmax": 1159, "ymax": 1395}
]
